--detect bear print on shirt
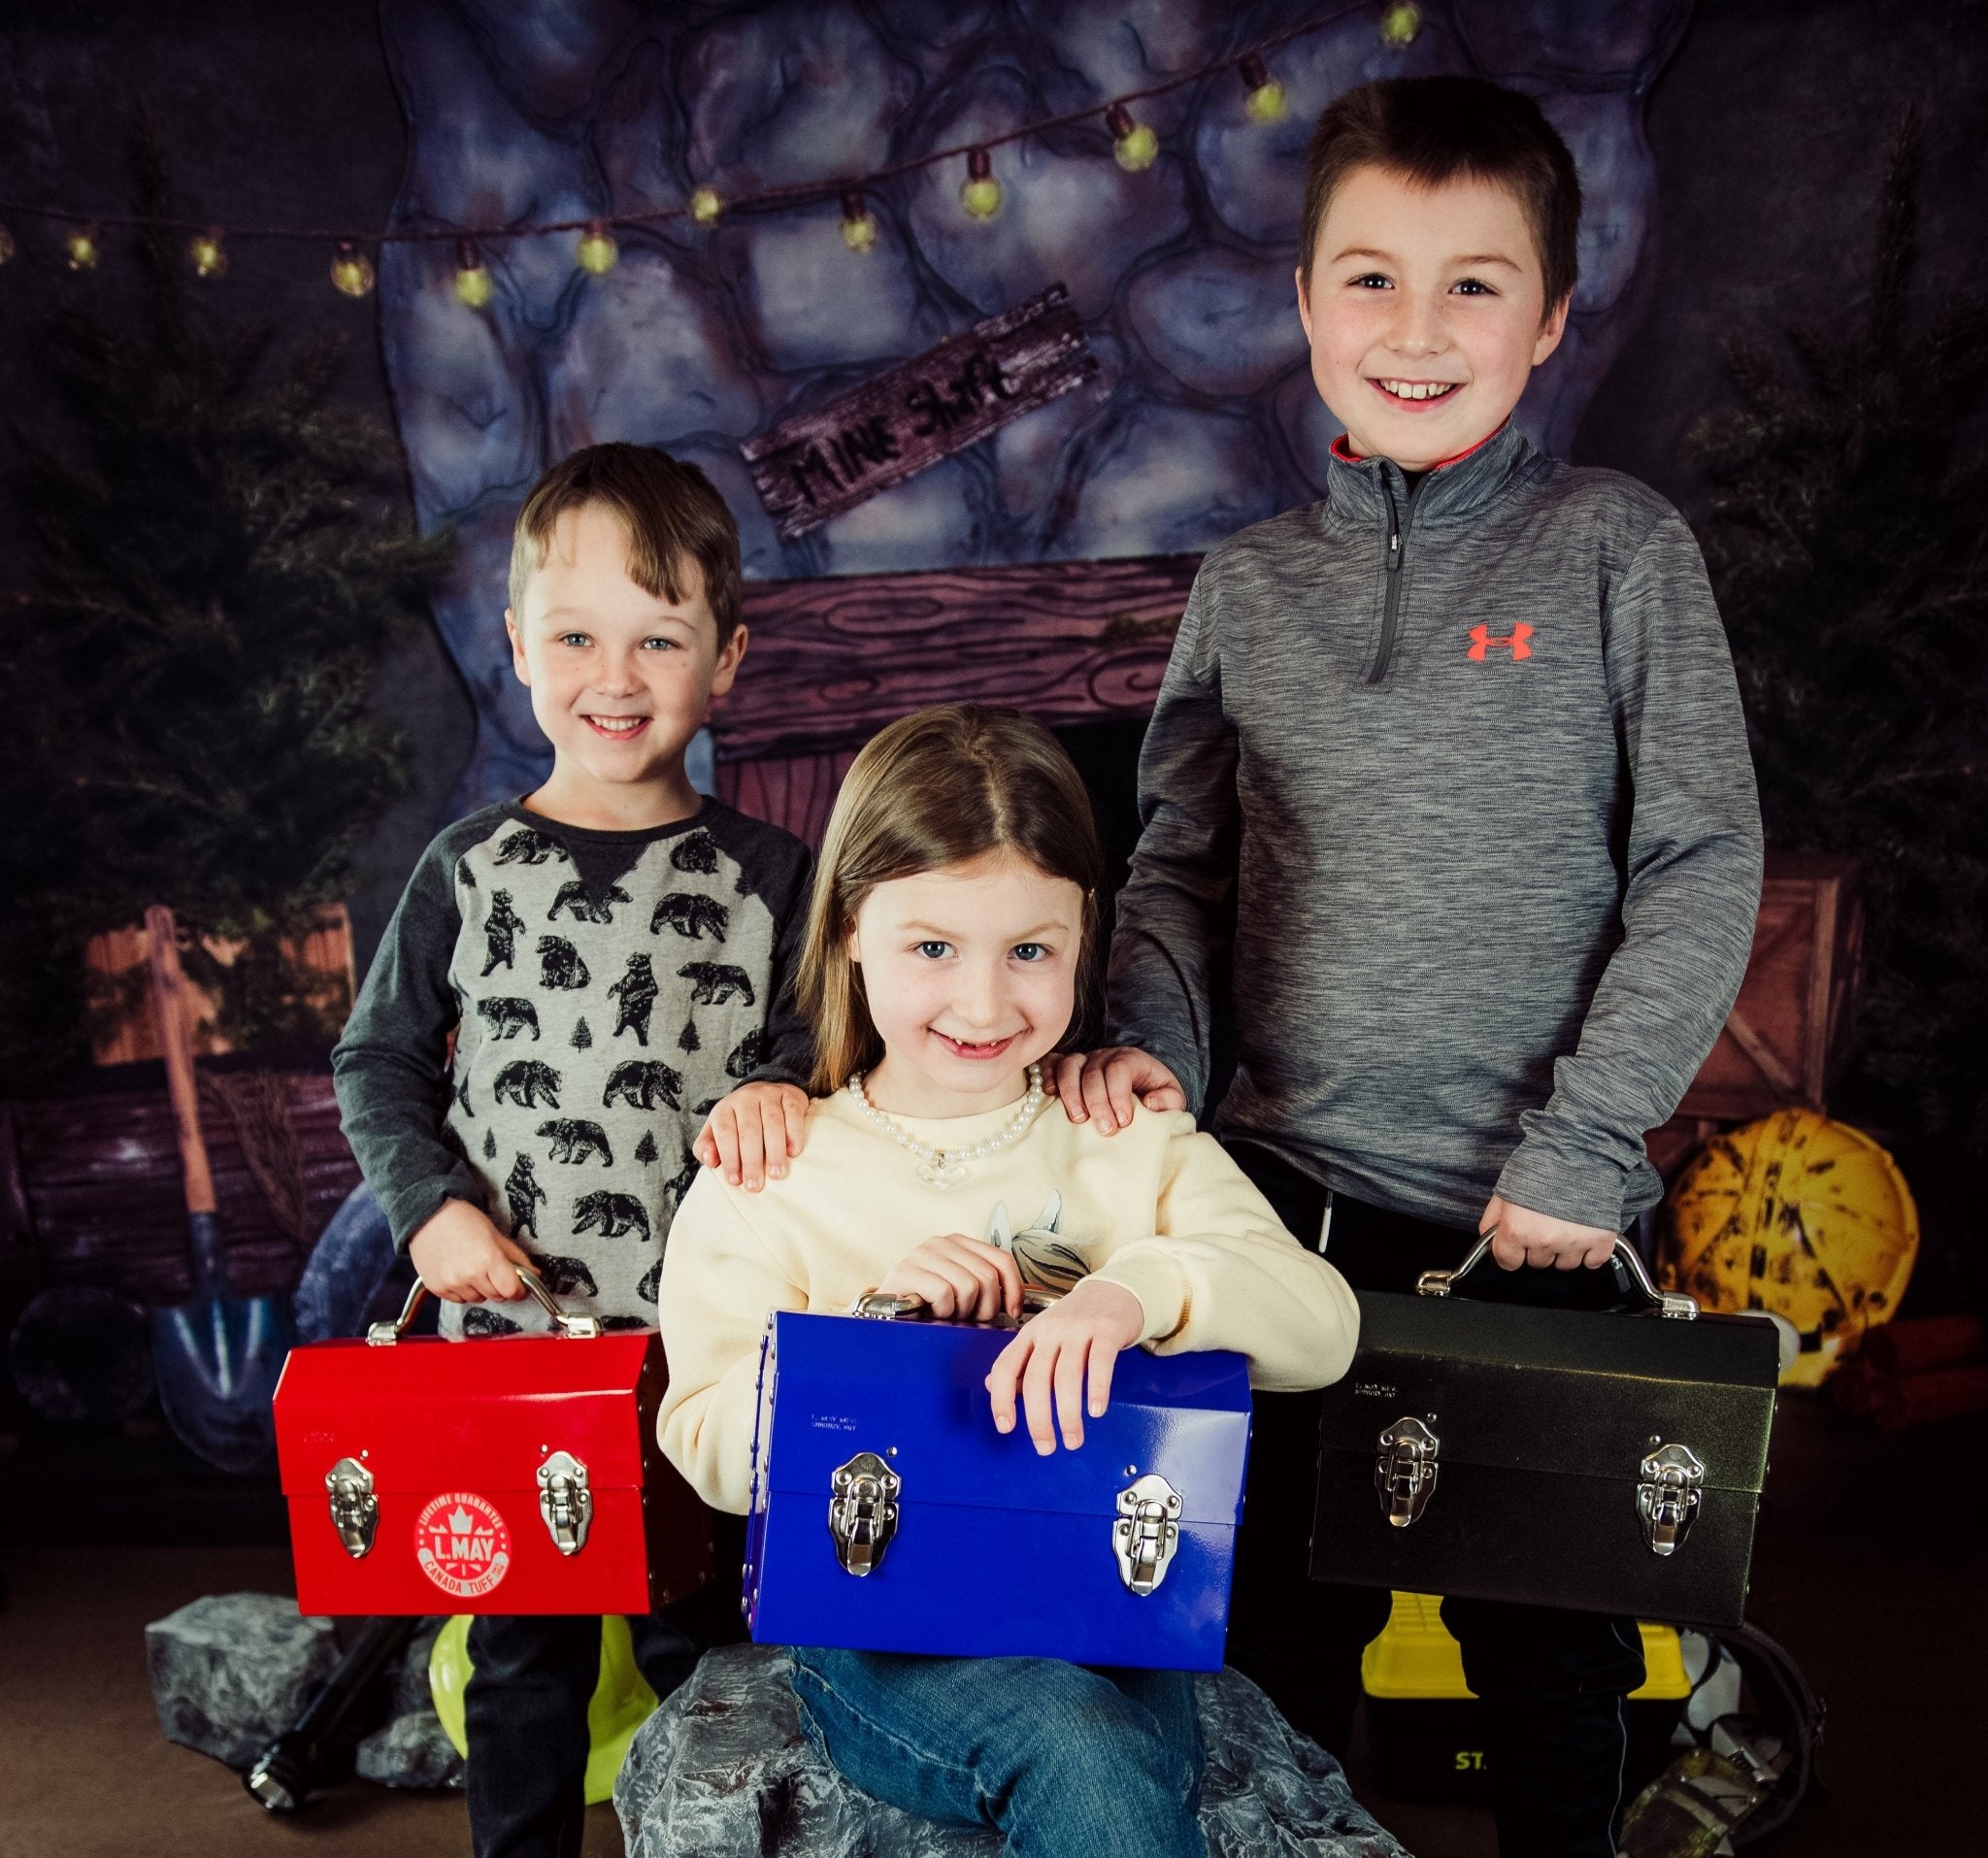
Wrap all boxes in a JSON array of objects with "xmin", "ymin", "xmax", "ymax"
[
  {"xmin": 481, "ymin": 892, "xmax": 527, "ymax": 977},
  {"xmin": 549, "ymin": 879, "xmax": 633, "ymax": 925},
  {"xmin": 609, "ymin": 953, "xmax": 659, "ymax": 1044},
  {"xmin": 439, "ymin": 808, "xmax": 795, "ymax": 1339},
  {"xmin": 651, "ymin": 893, "xmax": 729, "ymax": 941},
  {"xmin": 602, "ymin": 1059, "xmax": 681, "ymax": 1111}
]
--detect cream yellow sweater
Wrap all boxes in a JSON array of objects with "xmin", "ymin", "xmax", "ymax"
[{"xmin": 657, "ymin": 1089, "xmax": 1361, "ymax": 1513}]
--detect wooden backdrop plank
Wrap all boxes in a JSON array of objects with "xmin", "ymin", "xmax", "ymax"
[
  {"xmin": 717, "ymin": 552, "xmax": 1198, "ymax": 763},
  {"xmin": 8, "ymin": 1074, "xmax": 359, "ymax": 1304},
  {"xmin": 716, "ymin": 751, "xmax": 856, "ymax": 850}
]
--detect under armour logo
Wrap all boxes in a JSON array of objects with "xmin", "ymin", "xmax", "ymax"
[{"xmin": 1468, "ymin": 622, "xmax": 1535, "ymax": 661}]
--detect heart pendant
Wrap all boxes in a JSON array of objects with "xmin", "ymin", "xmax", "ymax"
[{"xmin": 917, "ymin": 1156, "xmax": 969, "ymax": 1190}]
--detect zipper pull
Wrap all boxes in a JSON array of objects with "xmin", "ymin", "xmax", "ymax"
[{"xmin": 1387, "ymin": 526, "xmax": 1403, "ymax": 573}]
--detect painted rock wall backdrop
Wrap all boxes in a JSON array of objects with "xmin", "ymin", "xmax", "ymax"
[{"xmin": 378, "ymin": 0, "xmax": 1690, "ymax": 810}]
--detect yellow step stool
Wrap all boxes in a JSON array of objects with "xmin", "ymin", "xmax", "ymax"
[{"xmin": 1360, "ymin": 1591, "xmax": 1691, "ymax": 1802}]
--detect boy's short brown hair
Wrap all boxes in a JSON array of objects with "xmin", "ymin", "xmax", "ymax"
[
  {"xmin": 509, "ymin": 443, "xmax": 743, "ymax": 645},
  {"xmin": 1299, "ymin": 76, "xmax": 1582, "ymax": 316}
]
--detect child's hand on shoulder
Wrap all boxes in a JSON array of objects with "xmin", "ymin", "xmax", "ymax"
[
  {"xmin": 1481, "ymin": 1195, "xmax": 1619, "ymax": 1270},
  {"xmin": 876, "ymin": 1234, "xmax": 1022, "ymax": 1323},
  {"xmin": 1044, "ymin": 1045, "xmax": 1186, "ymax": 1135},
  {"xmin": 695, "ymin": 1080, "xmax": 810, "ymax": 1191},
  {"xmin": 408, "ymin": 1200, "xmax": 536, "ymax": 1302},
  {"xmin": 985, "ymin": 1278, "xmax": 1144, "ymax": 1455}
]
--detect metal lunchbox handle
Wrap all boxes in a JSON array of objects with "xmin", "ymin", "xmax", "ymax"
[
  {"xmin": 1415, "ymin": 1231, "xmax": 1699, "ymax": 1320},
  {"xmin": 366, "ymin": 1264, "xmax": 602, "ymax": 1344},
  {"xmin": 849, "ymin": 1285, "xmax": 1063, "ymax": 1328}
]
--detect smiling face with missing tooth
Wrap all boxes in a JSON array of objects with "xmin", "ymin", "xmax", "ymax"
[
  {"xmin": 1296, "ymin": 163, "xmax": 1569, "ymax": 471},
  {"xmin": 845, "ymin": 850, "xmax": 1084, "ymax": 1121}
]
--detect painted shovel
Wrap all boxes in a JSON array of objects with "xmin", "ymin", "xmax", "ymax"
[{"xmin": 145, "ymin": 905, "xmax": 294, "ymax": 1471}]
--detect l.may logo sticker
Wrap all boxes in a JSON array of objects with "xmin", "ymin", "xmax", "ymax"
[{"xmin": 414, "ymin": 1491, "xmax": 512, "ymax": 1599}]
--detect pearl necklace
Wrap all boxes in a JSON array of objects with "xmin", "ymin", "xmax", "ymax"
[{"xmin": 846, "ymin": 1064, "xmax": 1046, "ymax": 1189}]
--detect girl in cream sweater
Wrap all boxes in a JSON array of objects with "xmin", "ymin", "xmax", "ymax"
[{"xmin": 657, "ymin": 704, "xmax": 1356, "ymax": 1858}]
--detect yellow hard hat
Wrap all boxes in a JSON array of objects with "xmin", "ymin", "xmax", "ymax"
[
  {"xmin": 429, "ymin": 1614, "xmax": 659, "ymax": 1803},
  {"xmin": 1660, "ymin": 1110, "xmax": 1918, "ymax": 1387}
]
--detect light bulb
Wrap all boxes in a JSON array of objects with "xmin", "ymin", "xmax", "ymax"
[
  {"xmin": 1107, "ymin": 104, "xmax": 1158, "ymax": 173},
  {"xmin": 840, "ymin": 190, "xmax": 878, "ymax": 253},
  {"xmin": 961, "ymin": 147, "xmax": 1002, "ymax": 220},
  {"xmin": 1240, "ymin": 54, "xmax": 1287, "ymax": 124},
  {"xmin": 0, "ymin": 223, "xmax": 15, "ymax": 266},
  {"xmin": 690, "ymin": 186, "xmax": 723, "ymax": 227},
  {"xmin": 1380, "ymin": 3, "xmax": 1422, "ymax": 48},
  {"xmin": 329, "ymin": 241, "xmax": 376, "ymax": 298},
  {"xmin": 187, "ymin": 226, "xmax": 227, "ymax": 280},
  {"xmin": 65, "ymin": 223, "xmax": 100, "ymax": 271},
  {"xmin": 576, "ymin": 219, "xmax": 618, "ymax": 276},
  {"xmin": 454, "ymin": 238, "xmax": 493, "ymax": 309}
]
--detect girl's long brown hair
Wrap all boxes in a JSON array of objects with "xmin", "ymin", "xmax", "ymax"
[{"xmin": 796, "ymin": 705, "xmax": 1104, "ymax": 1095}]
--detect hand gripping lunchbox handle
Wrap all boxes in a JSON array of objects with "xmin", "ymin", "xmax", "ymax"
[
  {"xmin": 1414, "ymin": 1230, "xmax": 1699, "ymax": 1319},
  {"xmin": 366, "ymin": 1264, "xmax": 603, "ymax": 1344},
  {"xmin": 848, "ymin": 1286, "xmax": 1064, "ymax": 1327}
]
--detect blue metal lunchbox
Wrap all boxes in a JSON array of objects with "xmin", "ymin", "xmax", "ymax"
[{"xmin": 742, "ymin": 1292, "xmax": 1252, "ymax": 1671}]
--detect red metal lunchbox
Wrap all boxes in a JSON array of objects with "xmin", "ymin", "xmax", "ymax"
[{"xmin": 273, "ymin": 1268, "xmax": 711, "ymax": 1615}]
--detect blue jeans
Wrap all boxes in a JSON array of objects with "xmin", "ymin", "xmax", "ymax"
[{"xmin": 790, "ymin": 1647, "xmax": 1206, "ymax": 1858}]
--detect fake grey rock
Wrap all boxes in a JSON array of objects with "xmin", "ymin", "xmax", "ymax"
[
  {"xmin": 356, "ymin": 1617, "xmax": 465, "ymax": 1791},
  {"xmin": 615, "ymin": 1643, "xmax": 1408, "ymax": 1858},
  {"xmin": 148, "ymin": 1595, "xmax": 462, "ymax": 1790},
  {"xmin": 1193, "ymin": 1659, "xmax": 1407, "ymax": 1857},
  {"xmin": 147, "ymin": 1594, "xmax": 342, "ymax": 1772}
]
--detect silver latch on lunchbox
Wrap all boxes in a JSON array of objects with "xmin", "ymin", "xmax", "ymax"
[
  {"xmin": 1637, "ymin": 1442, "xmax": 1705, "ymax": 1556},
  {"xmin": 325, "ymin": 1455, "xmax": 377, "ymax": 1558},
  {"xmin": 1113, "ymin": 1474, "xmax": 1183, "ymax": 1595},
  {"xmin": 829, "ymin": 1451, "xmax": 901, "ymax": 1576},
  {"xmin": 537, "ymin": 1449, "xmax": 593, "ymax": 1555},
  {"xmin": 1375, "ymin": 1416, "xmax": 1440, "ymax": 1527}
]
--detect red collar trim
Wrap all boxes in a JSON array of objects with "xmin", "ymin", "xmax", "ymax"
[{"xmin": 1330, "ymin": 418, "xmax": 1511, "ymax": 473}]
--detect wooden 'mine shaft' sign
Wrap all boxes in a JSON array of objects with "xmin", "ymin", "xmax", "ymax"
[{"xmin": 741, "ymin": 283, "xmax": 1099, "ymax": 541}]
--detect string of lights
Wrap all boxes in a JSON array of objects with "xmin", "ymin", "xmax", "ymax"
[{"xmin": 0, "ymin": 3, "xmax": 1423, "ymax": 303}]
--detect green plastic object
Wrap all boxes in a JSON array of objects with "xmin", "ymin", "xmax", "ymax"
[{"xmin": 429, "ymin": 1614, "xmax": 660, "ymax": 1804}]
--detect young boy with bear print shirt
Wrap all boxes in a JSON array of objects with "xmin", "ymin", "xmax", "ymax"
[
  {"xmin": 332, "ymin": 443, "xmax": 809, "ymax": 1858},
  {"xmin": 338, "ymin": 802, "xmax": 807, "ymax": 1339}
]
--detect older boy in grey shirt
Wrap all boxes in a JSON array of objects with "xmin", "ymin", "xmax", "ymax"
[{"xmin": 1058, "ymin": 79, "xmax": 1760, "ymax": 1858}]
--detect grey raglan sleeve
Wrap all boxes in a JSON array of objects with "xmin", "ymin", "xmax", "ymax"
[
  {"xmin": 1495, "ymin": 511, "xmax": 1763, "ymax": 1232},
  {"xmin": 331, "ymin": 837, "xmax": 480, "ymax": 1248},
  {"xmin": 750, "ymin": 845, "xmax": 814, "ymax": 1091},
  {"xmin": 1104, "ymin": 574, "xmax": 1239, "ymax": 1116}
]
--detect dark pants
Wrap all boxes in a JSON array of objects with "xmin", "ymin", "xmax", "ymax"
[
  {"xmin": 464, "ymin": 1512, "xmax": 746, "ymax": 1858},
  {"xmin": 1225, "ymin": 1145, "xmax": 1647, "ymax": 1858}
]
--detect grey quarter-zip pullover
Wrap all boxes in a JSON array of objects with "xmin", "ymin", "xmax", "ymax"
[{"xmin": 1106, "ymin": 423, "xmax": 1763, "ymax": 1236}]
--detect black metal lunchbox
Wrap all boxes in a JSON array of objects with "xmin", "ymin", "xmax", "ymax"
[{"xmin": 1309, "ymin": 1236, "xmax": 1780, "ymax": 1627}]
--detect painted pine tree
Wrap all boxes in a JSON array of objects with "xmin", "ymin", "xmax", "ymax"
[
  {"xmin": 1690, "ymin": 110, "xmax": 1988, "ymax": 1152},
  {"xmin": 0, "ymin": 119, "xmax": 451, "ymax": 1066}
]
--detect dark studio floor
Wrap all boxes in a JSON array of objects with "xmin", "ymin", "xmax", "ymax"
[{"xmin": 0, "ymin": 1396, "xmax": 1981, "ymax": 1858}]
